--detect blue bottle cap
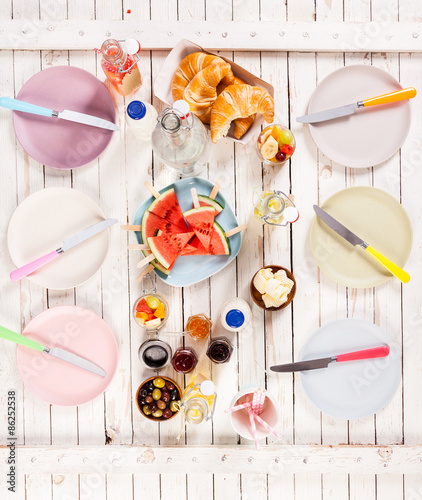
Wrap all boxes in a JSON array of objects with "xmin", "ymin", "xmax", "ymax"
[
  {"xmin": 225, "ymin": 309, "xmax": 245, "ymax": 329},
  {"xmin": 127, "ymin": 100, "xmax": 146, "ymax": 120}
]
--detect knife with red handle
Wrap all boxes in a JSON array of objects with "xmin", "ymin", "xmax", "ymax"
[{"xmin": 270, "ymin": 345, "xmax": 390, "ymax": 372}]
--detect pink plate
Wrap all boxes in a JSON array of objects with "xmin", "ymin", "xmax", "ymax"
[
  {"xmin": 16, "ymin": 306, "xmax": 118, "ymax": 406},
  {"xmin": 307, "ymin": 65, "xmax": 411, "ymax": 168},
  {"xmin": 13, "ymin": 66, "xmax": 116, "ymax": 169}
]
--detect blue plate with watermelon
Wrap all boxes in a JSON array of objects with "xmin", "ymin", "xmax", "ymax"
[{"xmin": 133, "ymin": 177, "xmax": 242, "ymax": 287}]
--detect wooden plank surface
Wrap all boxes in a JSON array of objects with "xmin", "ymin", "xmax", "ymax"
[
  {"xmin": 1, "ymin": 19, "xmax": 422, "ymax": 52},
  {"xmin": 0, "ymin": 0, "xmax": 421, "ymax": 498}
]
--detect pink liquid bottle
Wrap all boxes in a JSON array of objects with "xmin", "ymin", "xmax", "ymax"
[{"xmin": 100, "ymin": 38, "xmax": 142, "ymax": 97}]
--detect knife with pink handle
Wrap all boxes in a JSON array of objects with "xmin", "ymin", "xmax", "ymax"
[
  {"xmin": 270, "ymin": 345, "xmax": 390, "ymax": 372},
  {"xmin": 10, "ymin": 218, "xmax": 117, "ymax": 281}
]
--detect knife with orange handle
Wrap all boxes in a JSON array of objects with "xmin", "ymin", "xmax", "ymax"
[
  {"xmin": 313, "ymin": 205, "xmax": 410, "ymax": 284},
  {"xmin": 297, "ymin": 87, "xmax": 417, "ymax": 123}
]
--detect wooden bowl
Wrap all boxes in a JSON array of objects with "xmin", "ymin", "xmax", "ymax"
[
  {"xmin": 250, "ymin": 265, "xmax": 296, "ymax": 311},
  {"xmin": 136, "ymin": 376, "xmax": 181, "ymax": 422}
]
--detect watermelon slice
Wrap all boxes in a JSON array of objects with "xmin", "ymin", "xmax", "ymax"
[
  {"xmin": 139, "ymin": 210, "xmax": 187, "ymax": 276},
  {"xmin": 147, "ymin": 232, "xmax": 194, "ymax": 269},
  {"xmin": 142, "ymin": 211, "xmax": 187, "ymax": 241},
  {"xmin": 148, "ymin": 188, "xmax": 186, "ymax": 229},
  {"xmin": 183, "ymin": 206, "xmax": 215, "ymax": 251},
  {"xmin": 180, "ymin": 222, "xmax": 230, "ymax": 256},
  {"xmin": 192, "ymin": 195, "xmax": 224, "ymax": 215},
  {"xmin": 209, "ymin": 221, "xmax": 230, "ymax": 255},
  {"xmin": 180, "ymin": 238, "xmax": 209, "ymax": 256}
]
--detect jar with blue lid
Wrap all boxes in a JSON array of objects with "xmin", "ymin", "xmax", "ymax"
[
  {"xmin": 219, "ymin": 298, "xmax": 252, "ymax": 332},
  {"xmin": 126, "ymin": 99, "xmax": 158, "ymax": 141}
]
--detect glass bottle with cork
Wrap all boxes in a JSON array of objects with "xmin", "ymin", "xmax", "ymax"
[
  {"xmin": 253, "ymin": 189, "xmax": 299, "ymax": 227},
  {"xmin": 100, "ymin": 38, "xmax": 142, "ymax": 96},
  {"xmin": 178, "ymin": 374, "xmax": 216, "ymax": 428}
]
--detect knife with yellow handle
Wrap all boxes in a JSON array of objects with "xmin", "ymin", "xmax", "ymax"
[
  {"xmin": 313, "ymin": 205, "xmax": 410, "ymax": 284},
  {"xmin": 297, "ymin": 87, "xmax": 417, "ymax": 123}
]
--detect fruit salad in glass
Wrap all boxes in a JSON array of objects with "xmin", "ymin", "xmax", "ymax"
[
  {"xmin": 257, "ymin": 124, "xmax": 296, "ymax": 165},
  {"xmin": 133, "ymin": 294, "xmax": 169, "ymax": 330}
]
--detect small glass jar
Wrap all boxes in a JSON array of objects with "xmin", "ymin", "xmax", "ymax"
[
  {"xmin": 171, "ymin": 347, "xmax": 198, "ymax": 374},
  {"xmin": 207, "ymin": 337, "xmax": 233, "ymax": 364},
  {"xmin": 186, "ymin": 313, "xmax": 212, "ymax": 340},
  {"xmin": 253, "ymin": 189, "xmax": 299, "ymax": 227},
  {"xmin": 256, "ymin": 124, "xmax": 296, "ymax": 166},
  {"xmin": 183, "ymin": 397, "xmax": 209, "ymax": 424},
  {"xmin": 132, "ymin": 274, "xmax": 169, "ymax": 332},
  {"xmin": 138, "ymin": 339, "xmax": 172, "ymax": 371}
]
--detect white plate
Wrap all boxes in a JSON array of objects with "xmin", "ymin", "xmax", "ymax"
[
  {"xmin": 307, "ymin": 65, "xmax": 411, "ymax": 168},
  {"xmin": 299, "ymin": 318, "xmax": 401, "ymax": 420},
  {"xmin": 7, "ymin": 188, "xmax": 112, "ymax": 289}
]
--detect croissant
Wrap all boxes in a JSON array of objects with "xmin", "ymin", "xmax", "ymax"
[
  {"xmin": 183, "ymin": 61, "xmax": 234, "ymax": 123},
  {"xmin": 210, "ymin": 85, "xmax": 274, "ymax": 143},
  {"xmin": 217, "ymin": 76, "xmax": 256, "ymax": 139},
  {"xmin": 171, "ymin": 52, "xmax": 234, "ymax": 103}
]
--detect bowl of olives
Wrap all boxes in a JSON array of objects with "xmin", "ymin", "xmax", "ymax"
[{"xmin": 136, "ymin": 376, "xmax": 182, "ymax": 421}]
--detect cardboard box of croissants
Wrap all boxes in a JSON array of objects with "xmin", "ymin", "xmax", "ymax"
[{"xmin": 154, "ymin": 39, "xmax": 275, "ymax": 144}]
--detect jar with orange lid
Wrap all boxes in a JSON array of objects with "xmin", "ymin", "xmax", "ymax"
[{"xmin": 185, "ymin": 314, "xmax": 212, "ymax": 340}]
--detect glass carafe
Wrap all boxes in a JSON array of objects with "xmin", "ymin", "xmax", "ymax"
[{"xmin": 151, "ymin": 100, "xmax": 208, "ymax": 177}]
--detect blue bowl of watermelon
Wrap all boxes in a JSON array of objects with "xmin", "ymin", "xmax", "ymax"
[{"xmin": 133, "ymin": 177, "xmax": 242, "ymax": 287}]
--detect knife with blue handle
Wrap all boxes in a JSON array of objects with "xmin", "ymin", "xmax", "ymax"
[
  {"xmin": 0, "ymin": 325, "xmax": 106, "ymax": 377},
  {"xmin": 0, "ymin": 96, "xmax": 119, "ymax": 131}
]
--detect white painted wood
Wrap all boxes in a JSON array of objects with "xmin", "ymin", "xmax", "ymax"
[
  {"xmin": 1, "ymin": 1, "xmax": 422, "ymax": 499},
  {"xmin": 3, "ymin": 20, "xmax": 422, "ymax": 52},
  {"xmin": 2, "ymin": 444, "xmax": 421, "ymax": 474}
]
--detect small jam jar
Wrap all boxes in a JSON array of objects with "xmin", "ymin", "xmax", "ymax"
[
  {"xmin": 206, "ymin": 337, "xmax": 233, "ymax": 364},
  {"xmin": 171, "ymin": 347, "xmax": 198, "ymax": 374},
  {"xmin": 186, "ymin": 313, "xmax": 212, "ymax": 340}
]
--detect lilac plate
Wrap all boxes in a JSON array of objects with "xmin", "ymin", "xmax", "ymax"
[{"xmin": 13, "ymin": 66, "xmax": 116, "ymax": 169}]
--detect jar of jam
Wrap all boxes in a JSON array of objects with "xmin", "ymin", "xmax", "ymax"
[
  {"xmin": 206, "ymin": 337, "xmax": 233, "ymax": 364},
  {"xmin": 186, "ymin": 314, "xmax": 212, "ymax": 340},
  {"xmin": 171, "ymin": 347, "xmax": 198, "ymax": 374}
]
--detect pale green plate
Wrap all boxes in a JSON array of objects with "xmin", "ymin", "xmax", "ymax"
[{"xmin": 310, "ymin": 186, "xmax": 412, "ymax": 288}]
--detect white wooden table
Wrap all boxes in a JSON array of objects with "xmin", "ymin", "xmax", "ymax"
[{"xmin": 1, "ymin": 0, "xmax": 422, "ymax": 499}]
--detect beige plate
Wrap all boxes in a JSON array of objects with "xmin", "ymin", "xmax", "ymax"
[
  {"xmin": 307, "ymin": 65, "xmax": 411, "ymax": 168},
  {"xmin": 310, "ymin": 186, "xmax": 412, "ymax": 288},
  {"xmin": 7, "ymin": 188, "xmax": 111, "ymax": 290}
]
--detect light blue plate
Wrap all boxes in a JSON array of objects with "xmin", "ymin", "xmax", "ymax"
[{"xmin": 133, "ymin": 177, "xmax": 241, "ymax": 287}]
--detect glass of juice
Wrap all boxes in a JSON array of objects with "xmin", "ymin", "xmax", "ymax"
[
  {"xmin": 206, "ymin": 337, "xmax": 233, "ymax": 364},
  {"xmin": 186, "ymin": 314, "xmax": 212, "ymax": 340},
  {"xmin": 171, "ymin": 347, "xmax": 198, "ymax": 374}
]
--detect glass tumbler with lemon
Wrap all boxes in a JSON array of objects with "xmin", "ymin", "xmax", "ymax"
[{"xmin": 253, "ymin": 189, "xmax": 299, "ymax": 227}]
